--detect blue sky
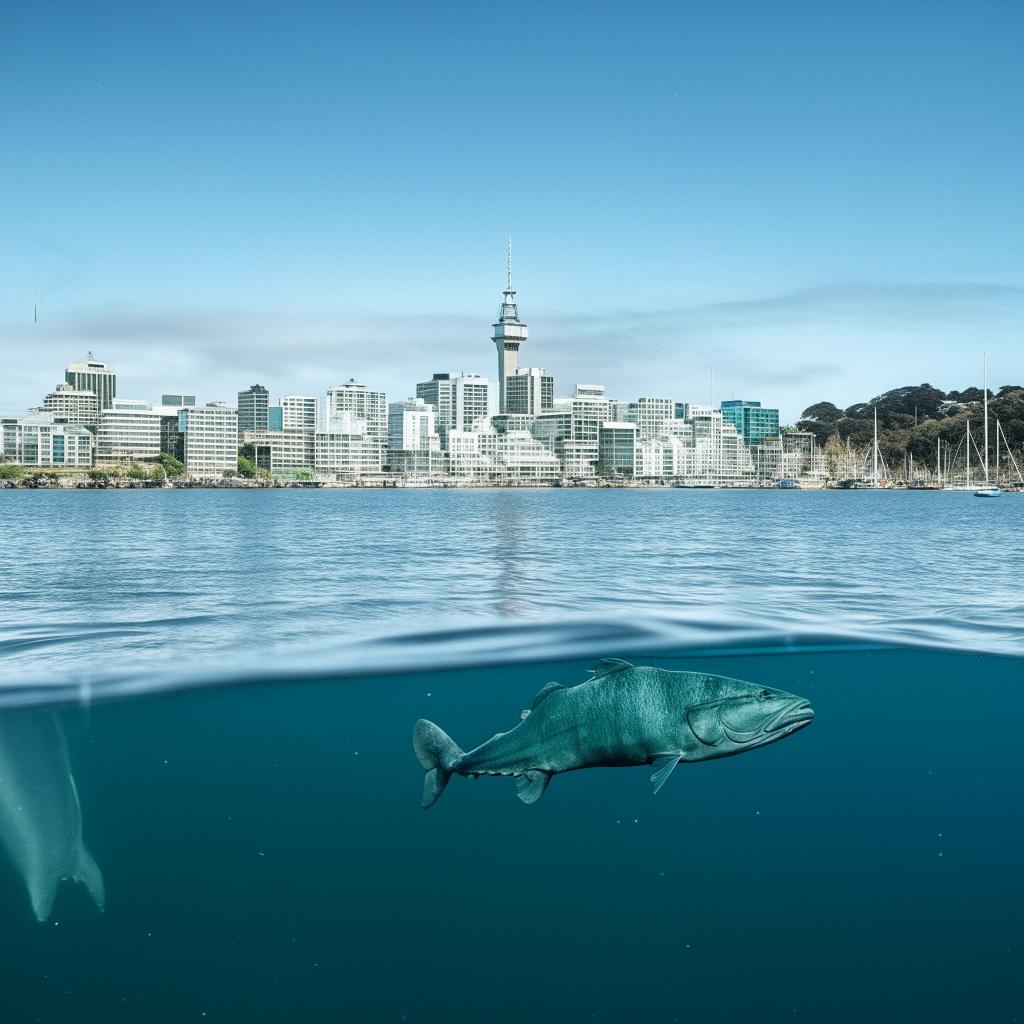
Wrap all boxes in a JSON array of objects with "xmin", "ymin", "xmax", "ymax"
[{"xmin": 1, "ymin": 0, "xmax": 1022, "ymax": 421}]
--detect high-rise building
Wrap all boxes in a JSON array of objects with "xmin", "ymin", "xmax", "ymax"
[
  {"xmin": 326, "ymin": 380, "xmax": 387, "ymax": 439},
  {"xmin": 280, "ymin": 395, "xmax": 319, "ymax": 431},
  {"xmin": 42, "ymin": 383, "xmax": 100, "ymax": 429},
  {"xmin": 180, "ymin": 402, "xmax": 239, "ymax": 477},
  {"xmin": 237, "ymin": 385, "xmax": 269, "ymax": 440},
  {"xmin": 65, "ymin": 354, "xmax": 116, "ymax": 410},
  {"xmin": 415, "ymin": 373, "xmax": 490, "ymax": 445},
  {"xmin": 720, "ymin": 400, "xmax": 780, "ymax": 445},
  {"xmin": 1, "ymin": 412, "xmax": 93, "ymax": 468},
  {"xmin": 505, "ymin": 367, "xmax": 553, "ymax": 416},
  {"xmin": 628, "ymin": 397, "xmax": 674, "ymax": 439},
  {"xmin": 96, "ymin": 399, "xmax": 161, "ymax": 463},
  {"xmin": 491, "ymin": 241, "xmax": 528, "ymax": 413}
]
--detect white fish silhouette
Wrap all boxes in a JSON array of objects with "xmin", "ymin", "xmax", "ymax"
[{"xmin": 0, "ymin": 707, "xmax": 104, "ymax": 921}]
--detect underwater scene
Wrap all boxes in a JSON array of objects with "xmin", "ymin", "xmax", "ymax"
[{"xmin": 1, "ymin": 641, "xmax": 1021, "ymax": 1023}]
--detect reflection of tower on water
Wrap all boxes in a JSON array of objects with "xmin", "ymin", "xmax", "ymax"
[{"xmin": 490, "ymin": 490, "xmax": 529, "ymax": 617}]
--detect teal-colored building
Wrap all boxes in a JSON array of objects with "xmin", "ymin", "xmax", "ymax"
[{"xmin": 721, "ymin": 400, "xmax": 779, "ymax": 444}]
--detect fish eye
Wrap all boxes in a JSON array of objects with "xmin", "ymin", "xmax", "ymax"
[{"xmin": 760, "ymin": 689, "xmax": 772, "ymax": 699}]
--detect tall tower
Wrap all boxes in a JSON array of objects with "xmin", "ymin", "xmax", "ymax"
[{"xmin": 491, "ymin": 238, "xmax": 528, "ymax": 413}]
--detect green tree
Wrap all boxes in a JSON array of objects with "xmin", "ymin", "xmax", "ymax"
[
  {"xmin": 88, "ymin": 469, "xmax": 110, "ymax": 484},
  {"xmin": 296, "ymin": 469, "xmax": 313, "ymax": 481},
  {"xmin": 0, "ymin": 463, "xmax": 25, "ymax": 481},
  {"xmin": 158, "ymin": 452, "xmax": 186, "ymax": 477},
  {"xmin": 237, "ymin": 455, "xmax": 257, "ymax": 478},
  {"xmin": 150, "ymin": 463, "xmax": 167, "ymax": 484},
  {"xmin": 128, "ymin": 464, "xmax": 148, "ymax": 481}
]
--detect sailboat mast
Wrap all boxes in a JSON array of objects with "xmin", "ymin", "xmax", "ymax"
[
  {"xmin": 873, "ymin": 407, "xmax": 878, "ymax": 484},
  {"xmin": 996, "ymin": 418, "xmax": 1001, "ymax": 482},
  {"xmin": 936, "ymin": 436, "xmax": 941, "ymax": 485},
  {"xmin": 966, "ymin": 420, "xmax": 972, "ymax": 488},
  {"xmin": 983, "ymin": 353, "xmax": 989, "ymax": 483}
]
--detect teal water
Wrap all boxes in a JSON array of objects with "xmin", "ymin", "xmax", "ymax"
[
  {"xmin": 1, "ymin": 489, "xmax": 1023, "ymax": 690},
  {"xmin": 1, "ymin": 644, "xmax": 1022, "ymax": 1022},
  {"xmin": 2, "ymin": 489, "xmax": 1023, "ymax": 1021}
]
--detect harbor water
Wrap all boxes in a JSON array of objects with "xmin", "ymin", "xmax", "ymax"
[{"xmin": 1, "ymin": 489, "xmax": 1022, "ymax": 1022}]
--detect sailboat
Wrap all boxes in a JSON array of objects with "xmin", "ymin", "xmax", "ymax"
[{"xmin": 974, "ymin": 353, "xmax": 1001, "ymax": 497}]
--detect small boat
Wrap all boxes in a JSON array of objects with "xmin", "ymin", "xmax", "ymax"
[{"xmin": 974, "ymin": 487, "xmax": 1001, "ymax": 498}]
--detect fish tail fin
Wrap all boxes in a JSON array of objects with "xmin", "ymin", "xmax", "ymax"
[
  {"xmin": 413, "ymin": 719, "xmax": 464, "ymax": 809},
  {"xmin": 74, "ymin": 845, "xmax": 105, "ymax": 912}
]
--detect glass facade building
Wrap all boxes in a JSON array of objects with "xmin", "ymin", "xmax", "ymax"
[{"xmin": 720, "ymin": 400, "xmax": 780, "ymax": 445}]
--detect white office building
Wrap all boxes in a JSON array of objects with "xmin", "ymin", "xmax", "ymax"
[
  {"xmin": 388, "ymin": 398, "xmax": 442, "ymax": 475},
  {"xmin": 628, "ymin": 397, "xmax": 675, "ymax": 439},
  {"xmin": 326, "ymin": 380, "xmax": 387, "ymax": 440},
  {"xmin": 505, "ymin": 367, "xmax": 553, "ymax": 416},
  {"xmin": 280, "ymin": 395, "xmax": 319, "ymax": 431},
  {"xmin": 314, "ymin": 431, "xmax": 386, "ymax": 480},
  {"xmin": 447, "ymin": 420, "xmax": 561, "ymax": 482},
  {"xmin": 415, "ymin": 373, "xmax": 491, "ymax": 445},
  {"xmin": 96, "ymin": 399, "xmax": 161, "ymax": 464},
  {"xmin": 42, "ymin": 383, "xmax": 100, "ymax": 429},
  {"xmin": 531, "ymin": 385, "xmax": 621, "ymax": 478},
  {"xmin": 1, "ymin": 412, "xmax": 94, "ymax": 468},
  {"xmin": 245, "ymin": 429, "xmax": 315, "ymax": 476},
  {"xmin": 633, "ymin": 405, "xmax": 754, "ymax": 481},
  {"xmin": 180, "ymin": 402, "xmax": 239, "ymax": 477}
]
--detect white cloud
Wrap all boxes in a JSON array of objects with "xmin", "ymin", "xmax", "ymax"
[{"xmin": 2, "ymin": 282, "xmax": 1021, "ymax": 422}]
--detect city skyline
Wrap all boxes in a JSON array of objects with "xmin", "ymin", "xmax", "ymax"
[
  {"xmin": 2, "ymin": 2, "xmax": 1022, "ymax": 421},
  {"xmin": 3, "ymin": 267, "xmax": 1020, "ymax": 426}
]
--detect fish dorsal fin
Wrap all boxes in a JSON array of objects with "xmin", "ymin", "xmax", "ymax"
[
  {"xmin": 650, "ymin": 754, "xmax": 682, "ymax": 795},
  {"xmin": 591, "ymin": 658, "xmax": 633, "ymax": 679},
  {"xmin": 531, "ymin": 682, "xmax": 566, "ymax": 709}
]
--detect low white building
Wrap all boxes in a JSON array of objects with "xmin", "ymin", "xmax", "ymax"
[
  {"xmin": 245, "ymin": 428, "xmax": 314, "ymax": 476},
  {"xmin": 447, "ymin": 420, "xmax": 561, "ymax": 482},
  {"xmin": 1, "ymin": 412, "xmax": 93, "ymax": 468},
  {"xmin": 96, "ymin": 399, "xmax": 161, "ymax": 464},
  {"xmin": 314, "ymin": 431, "xmax": 385, "ymax": 480},
  {"xmin": 633, "ymin": 406, "xmax": 754, "ymax": 481},
  {"xmin": 180, "ymin": 402, "xmax": 239, "ymax": 477}
]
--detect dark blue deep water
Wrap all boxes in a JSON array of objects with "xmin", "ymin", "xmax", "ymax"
[{"xmin": 1, "ymin": 490, "xmax": 1023, "ymax": 1022}]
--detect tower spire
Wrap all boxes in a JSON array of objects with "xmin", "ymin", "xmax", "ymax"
[{"xmin": 491, "ymin": 237, "xmax": 528, "ymax": 413}]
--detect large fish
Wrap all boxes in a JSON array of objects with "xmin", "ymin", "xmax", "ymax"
[
  {"xmin": 414, "ymin": 659, "xmax": 813, "ymax": 806},
  {"xmin": 0, "ymin": 707, "xmax": 105, "ymax": 921}
]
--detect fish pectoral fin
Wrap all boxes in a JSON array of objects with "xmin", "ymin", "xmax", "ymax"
[
  {"xmin": 531, "ymin": 682, "xmax": 566, "ymax": 709},
  {"xmin": 515, "ymin": 770, "xmax": 551, "ymax": 805},
  {"xmin": 27, "ymin": 872, "xmax": 61, "ymax": 924},
  {"xmin": 650, "ymin": 754, "xmax": 682, "ymax": 795}
]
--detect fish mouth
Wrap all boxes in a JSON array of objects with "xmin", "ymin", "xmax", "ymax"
[{"xmin": 766, "ymin": 699, "xmax": 814, "ymax": 734}]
